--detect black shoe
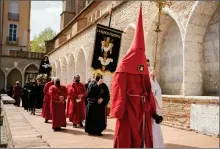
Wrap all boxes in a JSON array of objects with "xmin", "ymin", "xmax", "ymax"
[
  {"xmin": 45, "ymin": 119, "xmax": 48, "ymax": 123},
  {"xmin": 79, "ymin": 122, "xmax": 83, "ymax": 127},
  {"xmin": 73, "ymin": 124, "xmax": 77, "ymax": 128}
]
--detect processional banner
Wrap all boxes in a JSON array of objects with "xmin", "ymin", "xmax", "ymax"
[{"xmin": 91, "ymin": 24, "xmax": 123, "ymax": 74}]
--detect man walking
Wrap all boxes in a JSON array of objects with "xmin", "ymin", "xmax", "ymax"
[
  {"xmin": 85, "ymin": 73, "xmax": 110, "ymax": 136},
  {"xmin": 49, "ymin": 77, "xmax": 67, "ymax": 131},
  {"xmin": 67, "ymin": 75, "xmax": 86, "ymax": 127}
]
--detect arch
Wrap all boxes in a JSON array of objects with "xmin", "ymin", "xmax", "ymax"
[
  {"xmin": 61, "ymin": 57, "xmax": 68, "ymax": 84},
  {"xmin": 76, "ymin": 49, "xmax": 86, "ymax": 83},
  {"xmin": 7, "ymin": 68, "xmax": 22, "ymax": 89},
  {"xmin": 0, "ymin": 68, "xmax": 5, "ymax": 90},
  {"xmin": 51, "ymin": 62, "xmax": 56, "ymax": 77},
  {"xmin": 183, "ymin": 1, "xmax": 219, "ymax": 96},
  {"xmin": 202, "ymin": 4, "xmax": 220, "ymax": 96},
  {"xmin": 55, "ymin": 60, "xmax": 62, "ymax": 79},
  {"xmin": 119, "ymin": 23, "xmax": 136, "ymax": 62},
  {"xmin": 23, "ymin": 63, "xmax": 39, "ymax": 83},
  {"xmin": 67, "ymin": 53, "xmax": 75, "ymax": 82},
  {"xmin": 146, "ymin": 12, "xmax": 184, "ymax": 95}
]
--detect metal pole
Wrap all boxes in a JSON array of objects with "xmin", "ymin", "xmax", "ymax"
[
  {"xmin": 108, "ymin": 4, "xmax": 113, "ymax": 27},
  {"xmin": 152, "ymin": 0, "xmax": 173, "ymax": 81}
]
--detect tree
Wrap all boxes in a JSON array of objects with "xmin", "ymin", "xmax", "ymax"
[{"xmin": 30, "ymin": 27, "xmax": 57, "ymax": 53}]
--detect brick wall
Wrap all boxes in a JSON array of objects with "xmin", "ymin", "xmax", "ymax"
[{"xmin": 162, "ymin": 95, "xmax": 219, "ymax": 136}]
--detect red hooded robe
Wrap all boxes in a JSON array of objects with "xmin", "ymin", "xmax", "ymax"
[
  {"xmin": 110, "ymin": 3, "xmax": 157, "ymax": 148},
  {"xmin": 49, "ymin": 84, "xmax": 67, "ymax": 129},
  {"xmin": 67, "ymin": 82, "xmax": 86, "ymax": 124},
  {"xmin": 41, "ymin": 81, "xmax": 53, "ymax": 120}
]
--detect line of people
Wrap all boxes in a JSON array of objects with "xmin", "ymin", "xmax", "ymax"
[
  {"xmin": 41, "ymin": 73, "xmax": 110, "ymax": 136},
  {"xmin": 11, "ymin": 79, "xmax": 44, "ymax": 115}
]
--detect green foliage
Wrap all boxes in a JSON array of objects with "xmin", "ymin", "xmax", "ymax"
[{"xmin": 30, "ymin": 27, "xmax": 56, "ymax": 53}]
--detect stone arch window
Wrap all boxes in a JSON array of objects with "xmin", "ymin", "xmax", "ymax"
[{"xmin": 7, "ymin": 68, "xmax": 22, "ymax": 89}]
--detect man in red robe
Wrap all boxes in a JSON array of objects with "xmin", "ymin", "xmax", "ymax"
[
  {"xmin": 67, "ymin": 75, "xmax": 86, "ymax": 128},
  {"xmin": 13, "ymin": 81, "xmax": 22, "ymax": 107},
  {"xmin": 66, "ymin": 84, "xmax": 72, "ymax": 121},
  {"xmin": 110, "ymin": 4, "xmax": 162, "ymax": 148},
  {"xmin": 49, "ymin": 77, "xmax": 67, "ymax": 131},
  {"xmin": 41, "ymin": 77, "xmax": 54, "ymax": 123}
]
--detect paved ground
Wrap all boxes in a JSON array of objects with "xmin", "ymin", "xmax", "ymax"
[{"xmin": 19, "ymin": 108, "xmax": 219, "ymax": 148}]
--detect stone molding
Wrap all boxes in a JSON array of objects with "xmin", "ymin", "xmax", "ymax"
[{"xmin": 162, "ymin": 95, "xmax": 219, "ymax": 105}]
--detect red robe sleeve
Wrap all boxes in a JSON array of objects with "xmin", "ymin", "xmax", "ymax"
[{"xmin": 110, "ymin": 72, "xmax": 127, "ymax": 119}]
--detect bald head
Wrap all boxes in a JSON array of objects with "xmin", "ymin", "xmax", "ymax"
[
  {"xmin": 54, "ymin": 77, "xmax": 60, "ymax": 86},
  {"xmin": 74, "ymin": 75, "xmax": 80, "ymax": 83}
]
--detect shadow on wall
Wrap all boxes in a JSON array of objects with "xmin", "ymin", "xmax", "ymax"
[{"xmin": 165, "ymin": 143, "xmax": 199, "ymax": 148}]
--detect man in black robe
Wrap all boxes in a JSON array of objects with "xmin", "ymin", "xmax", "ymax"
[
  {"xmin": 85, "ymin": 73, "xmax": 110, "ymax": 136},
  {"xmin": 36, "ymin": 79, "xmax": 44, "ymax": 109},
  {"xmin": 22, "ymin": 81, "xmax": 29, "ymax": 110},
  {"xmin": 29, "ymin": 80, "xmax": 38, "ymax": 115}
]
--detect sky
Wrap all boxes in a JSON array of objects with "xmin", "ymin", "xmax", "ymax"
[{"xmin": 30, "ymin": 1, "xmax": 62, "ymax": 40}]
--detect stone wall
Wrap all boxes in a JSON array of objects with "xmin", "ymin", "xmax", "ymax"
[
  {"xmin": 159, "ymin": 19, "xmax": 183, "ymax": 95},
  {"xmin": 162, "ymin": 95, "xmax": 219, "ymax": 136},
  {"xmin": 0, "ymin": 56, "xmax": 42, "ymax": 88},
  {"xmin": 203, "ymin": 5, "xmax": 220, "ymax": 96},
  {"xmin": 48, "ymin": 1, "xmax": 220, "ymax": 96}
]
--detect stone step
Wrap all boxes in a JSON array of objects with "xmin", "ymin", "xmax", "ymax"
[
  {"xmin": 13, "ymin": 138, "xmax": 49, "ymax": 148},
  {"xmin": 11, "ymin": 131, "xmax": 41, "ymax": 137},
  {"xmin": 0, "ymin": 126, "xmax": 8, "ymax": 148}
]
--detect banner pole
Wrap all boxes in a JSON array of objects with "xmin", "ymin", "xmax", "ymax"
[{"xmin": 108, "ymin": 4, "xmax": 113, "ymax": 27}]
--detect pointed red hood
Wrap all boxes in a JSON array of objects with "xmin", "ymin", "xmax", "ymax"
[{"xmin": 116, "ymin": 3, "xmax": 148, "ymax": 75}]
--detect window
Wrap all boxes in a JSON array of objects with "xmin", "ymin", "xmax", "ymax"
[
  {"xmin": 9, "ymin": 1, "xmax": 19, "ymax": 14},
  {"xmin": 8, "ymin": 24, "xmax": 18, "ymax": 41}
]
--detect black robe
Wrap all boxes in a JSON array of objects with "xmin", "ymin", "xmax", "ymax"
[
  {"xmin": 39, "ymin": 60, "xmax": 51, "ymax": 77},
  {"xmin": 21, "ymin": 84, "xmax": 29, "ymax": 110},
  {"xmin": 85, "ymin": 81, "xmax": 91, "ymax": 107},
  {"xmin": 35, "ymin": 84, "xmax": 44, "ymax": 109},
  {"xmin": 85, "ymin": 81, "xmax": 110, "ymax": 134},
  {"xmin": 28, "ymin": 84, "xmax": 38, "ymax": 109}
]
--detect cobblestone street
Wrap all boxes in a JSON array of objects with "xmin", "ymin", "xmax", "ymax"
[{"xmin": 19, "ymin": 108, "xmax": 219, "ymax": 148}]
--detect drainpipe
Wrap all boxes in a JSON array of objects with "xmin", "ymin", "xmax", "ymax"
[
  {"xmin": 0, "ymin": 0, "xmax": 4, "ymax": 67},
  {"xmin": 27, "ymin": 0, "xmax": 31, "ymax": 51}
]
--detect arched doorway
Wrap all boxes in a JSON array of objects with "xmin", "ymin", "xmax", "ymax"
[
  {"xmin": 7, "ymin": 68, "xmax": 22, "ymax": 89},
  {"xmin": 76, "ymin": 49, "xmax": 86, "ymax": 83},
  {"xmin": 0, "ymin": 69, "xmax": 5, "ymax": 90},
  {"xmin": 24, "ymin": 64, "xmax": 38, "ymax": 83},
  {"xmin": 119, "ymin": 24, "xmax": 136, "ymax": 63},
  {"xmin": 203, "ymin": 4, "xmax": 220, "ymax": 96},
  {"xmin": 68, "ymin": 54, "xmax": 75, "ymax": 83},
  {"xmin": 55, "ymin": 60, "xmax": 61, "ymax": 79},
  {"xmin": 51, "ymin": 63, "xmax": 56, "ymax": 77},
  {"xmin": 61, "ymin": 58, "xmax": 68, "ymax": 84},
  {"xmin": 146, "ymin": 13, "xmax": 183, "ymax": 95}
]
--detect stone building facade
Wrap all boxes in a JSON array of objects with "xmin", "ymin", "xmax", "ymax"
[
  {"xmin": 47, "ymin": 1, "xmax": 219, "ymax": 136},
  {"xmin": 0, "ymin": 0, "xmax": 44, "ymax": 90}
]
